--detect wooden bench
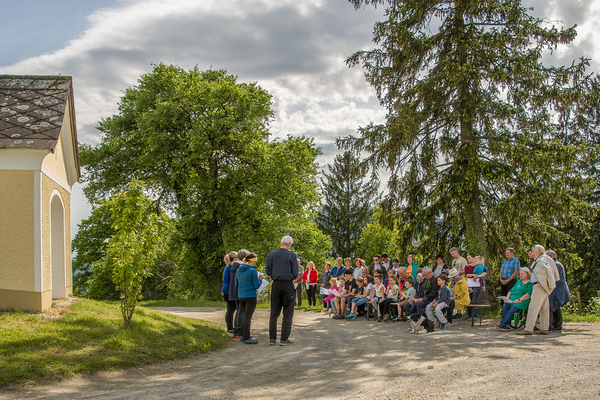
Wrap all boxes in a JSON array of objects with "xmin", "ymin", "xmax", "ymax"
[
  {"xmin": 366, "ymin": 302, "xmax": 401, "ymax": 321},
  {"xmin": 464, "ymin": 304, "xmax": 491, "ymax": 327}
]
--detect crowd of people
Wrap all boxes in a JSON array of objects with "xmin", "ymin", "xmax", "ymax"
[
  {"xmin": 221, "ymin": 239, "xmax": 572, "ymax": 345},
  {"xmin": 312, "ymin": 250, "xmax": 481, "ymax": 327}
]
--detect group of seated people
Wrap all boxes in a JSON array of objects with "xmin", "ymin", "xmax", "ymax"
[{"xmin": 314, "ymin": 254, "xmax": 491, "ymax": 329}]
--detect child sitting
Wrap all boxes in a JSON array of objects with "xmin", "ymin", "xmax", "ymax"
[
  {"xmin": 425, "ymin": 274, "xmax": 451, "ymax": 329},
  {"xmin": 394, "ymin": 278, "xmax": 414, "ymax": 321},
  {"xmin": 346, "ymin": 277, "xmax": 371, "ymax": 320},
  {"xmin": 335, "ymin": 271, "xmax": 358, "ymax": 318},
  {"xmin": 323, "ymin": 278, "xmax": 339, "ymax": 314},
  {"xmin": 370, "ymin": 275, "xmax": 385, "ymax": 320},
  {"xmin": 331, "ymin": 276, "xmax": 347, "ymax": 316},
  {"xmin": 378, "ymin": 275, "xmax": 399, "ymax": 322}
]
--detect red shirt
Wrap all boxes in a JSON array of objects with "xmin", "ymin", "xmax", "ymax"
[{"xmin": 302, "ymin": 268, "xmax": 318, "ymax": 284}]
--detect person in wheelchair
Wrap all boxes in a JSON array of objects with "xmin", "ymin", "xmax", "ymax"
[{"xmin": 495, "ymin": 267, "xmax": 533, "ymax": 331}]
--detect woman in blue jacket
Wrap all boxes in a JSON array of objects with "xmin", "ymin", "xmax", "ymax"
[
  {"xmin": 235, "ymin": 253, "xmax": 262, "ymax": 344},
  {"xmin": 221, "ymin": 251, "xmax": 238, "ymax": 334}
]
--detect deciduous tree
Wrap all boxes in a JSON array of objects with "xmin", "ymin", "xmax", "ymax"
[
  {"xmin": 106, "ymin": 180, "xmax": 165, "ymax": 326},
  {"xmin": 80, "ymin": 64, "xmax": 328, "ymax": 297}
]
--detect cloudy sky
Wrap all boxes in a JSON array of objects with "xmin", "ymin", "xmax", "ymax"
[{"xmin": 1, "ymin": 0, "xmax": 599, "ymax": 238}]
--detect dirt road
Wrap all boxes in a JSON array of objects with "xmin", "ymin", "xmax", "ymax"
[{"xmin": 2, "ymin": 307, "xmax": 599, "ymax": 399}]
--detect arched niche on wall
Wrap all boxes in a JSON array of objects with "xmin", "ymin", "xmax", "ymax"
[{"xmin": 50, "ymin": 191, "xmax": 66, "ymax": 300}]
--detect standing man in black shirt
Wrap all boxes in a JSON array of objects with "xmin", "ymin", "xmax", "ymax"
[{"xmin": 265, "ymin": 235, "xmax": 298, "ymax": 346}]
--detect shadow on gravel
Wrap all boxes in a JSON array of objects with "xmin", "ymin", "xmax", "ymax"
[{"xmin": 2, "ymin": 308, "xmax": 595, "ymax": 400}]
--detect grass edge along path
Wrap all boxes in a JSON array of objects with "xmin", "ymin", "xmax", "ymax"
[{"xmin": 0, "ymin": 299, "xmax": 229, "ymax": 388}]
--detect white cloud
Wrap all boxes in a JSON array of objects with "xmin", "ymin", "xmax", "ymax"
[
  {"xmin": 2, "ymin": 0, "xmax": 598, "ymax": 238},
  {"xmin": 0, "ymin": 0, "xmax": 386, "ymax": 235}
]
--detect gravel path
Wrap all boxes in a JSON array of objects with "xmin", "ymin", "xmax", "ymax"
[{"xmin": 2, "ymin": 307, "xmax": 599, "ymax": 399}]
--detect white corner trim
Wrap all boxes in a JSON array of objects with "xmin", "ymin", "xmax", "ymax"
[
  {"xmin": 0, "ymin": 148, "xmax": 48, "ymax": 169},
  {"xmin": 61, "ymin": 97, "xmax": 80, "ymax": 186},
  {"xmin": 41, "ymin": 165, "xmax": 71, "ymax": 193},
  {"xmin": 34, "ymin": 171, "xmax": 42, "ymax": 292}
]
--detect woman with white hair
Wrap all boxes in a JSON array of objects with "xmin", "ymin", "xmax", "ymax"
[{"xmin": 495, "ymin": 267, "xmax": 533, "ymax": 331}]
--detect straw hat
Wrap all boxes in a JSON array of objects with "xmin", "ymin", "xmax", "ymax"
[{"xmin": 448, "ymin": 268, "xmax": 460, "ymax": 279}]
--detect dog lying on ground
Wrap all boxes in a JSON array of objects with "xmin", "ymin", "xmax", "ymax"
[{"xmin": 408, "ymin": 314, "xmax": 435, "ymax": 334}]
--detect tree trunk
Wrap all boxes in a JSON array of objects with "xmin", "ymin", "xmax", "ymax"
[{"xmin": 456, "ymin": 4, "xmax": 486, "ymax": 255}]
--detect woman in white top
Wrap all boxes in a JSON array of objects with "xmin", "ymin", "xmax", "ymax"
[{"xmin": 353, "ymin": 258, "xmax": 365, "ymax": 279}]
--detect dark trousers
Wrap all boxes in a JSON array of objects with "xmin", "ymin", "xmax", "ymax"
[
  {"xmin": 306, "ymin": 285, "xmax": 317, "ymax": 306},
  {"xmin": 223, "ymin": 294, "xmax": 236, "ymax": 331},
  {"xmin": 239, "ymin": 297, "xmax": 257, "ymax": 341},
  {"xmin": 446, "ymin": 299, "xmax": 455, "ymax": 323},
  {"xmin": 550, "ymin": 307, "xmax": 563, "ymax": 330},
  {"xmin": 468, "ymin": 287, "xmax": 483, "ymax": 318},
  {"xmin": 501, "ymin": 279, "xmax": 517, "ymax": 297},
  {"xmin": 405, "ymin": 300, "xmax": 429, "ymax": 316},
  {"xmin": 269, "ymin": 280, "xmax": 295, "ymax": 341},
  {"xmin": 379, "ymin": 298, "xmax": 395, "ymax": 315},
  {"xmin": 295, "ymin": 283, "xmax": 303, "ymax": 306},
  {"xmin": 233, "ymin": 300, "xmax": 245, "ymax": 336}
]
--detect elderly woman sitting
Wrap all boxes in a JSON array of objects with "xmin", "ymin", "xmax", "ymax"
[{"xmin": 495, "ymin": 267, "xmax": 533, "ymax": 331}]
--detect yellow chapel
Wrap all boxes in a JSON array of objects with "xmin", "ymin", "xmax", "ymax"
[{"xmin": 0, "ymin": 75, "xmax": 80, "ymax": 311}]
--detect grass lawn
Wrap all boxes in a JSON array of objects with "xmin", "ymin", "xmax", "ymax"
[{"xmin": 0, "ymin": 299, "xmax": 228, "ymax": 387}]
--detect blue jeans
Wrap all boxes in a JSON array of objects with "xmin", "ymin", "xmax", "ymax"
[
  {"xmin": 329, "ymin": 299, "xmax": 337, "ymax": 313},
  {"xmin": 352, "ymin": 297, "xmax": 369, "ymax": 307},
  {"xmin": 500, "ymin": 303, "xmax": 521, "ymax": 326},
  {"xmin": 468, "ymin": 287, "xmax": 483, "ymax": 318}
]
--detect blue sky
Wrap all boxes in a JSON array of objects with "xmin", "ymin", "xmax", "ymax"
[
  {"xmin": 0, "ymin": 1, "xmax": 121, "ymax": 65},
  {"xmin": 1, "ymin": 0, "xmax": 599, "ymax": 240}
]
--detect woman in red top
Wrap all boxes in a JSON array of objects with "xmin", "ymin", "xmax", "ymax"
[
  {"xmin": 302, "ymin": 261, "xmax": 319, "ymax": 308},
  {"xmin": 463, "ymin": 253, "xmax": 486, "ymax": 321}
]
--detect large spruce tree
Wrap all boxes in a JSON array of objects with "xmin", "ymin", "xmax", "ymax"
[
  {"xmin": 341, "ymin": 0, "xmax": 598, "ymax": 261},
  {"xmin": 317, "ymin": 151, "xmax": 379, "ymax": 257}
]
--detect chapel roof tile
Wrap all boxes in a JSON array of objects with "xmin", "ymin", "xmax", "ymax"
[{"xmin": 0, "ymin": 75, "xmax": 77, "ymax": 150}]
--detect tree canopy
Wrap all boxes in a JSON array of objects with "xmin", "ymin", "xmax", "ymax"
[
  {"xmin": 342, "ymin": 0, "xmax": 598, "ymax": 264},
  {"xmin": 80, "ymin": 64, "xmax": 329, "ymax": 298}
]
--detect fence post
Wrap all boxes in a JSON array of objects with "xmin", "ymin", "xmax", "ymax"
[
  {"xmin": 597, "ymin": 290, "xmax": 600, "ymax": 299},
  {"xmin": 576, "ymin": 291, "xmax": 583, "ymax": 316}
]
